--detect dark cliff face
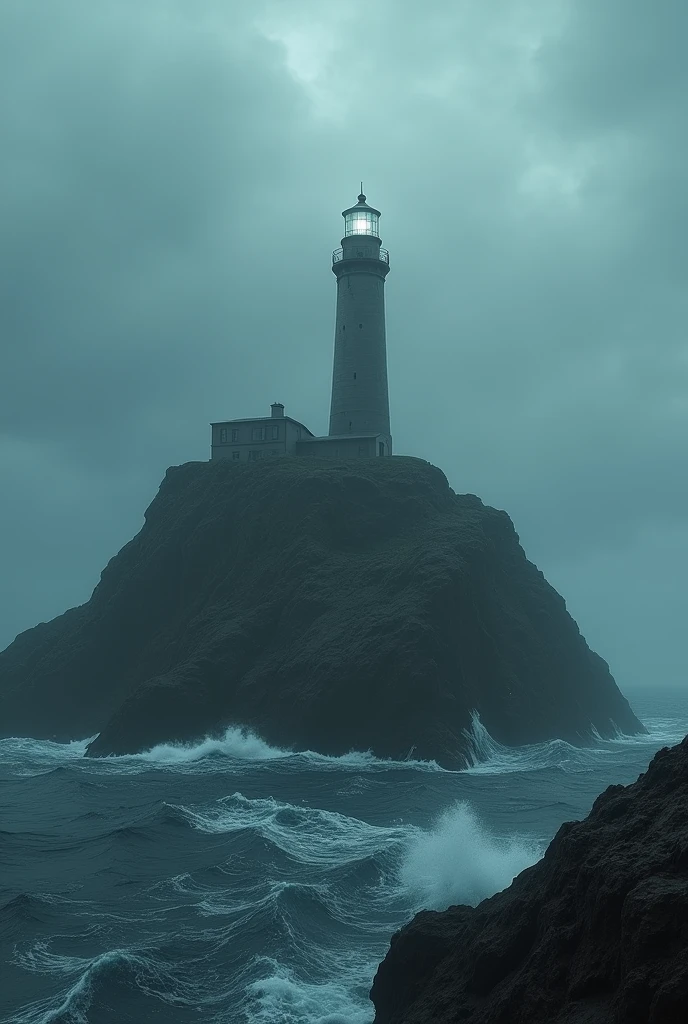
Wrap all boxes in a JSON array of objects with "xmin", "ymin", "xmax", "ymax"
[
  {"xmin": 371, "ymin": 734, "xmax": 688, "ymax": 1024},
  {"xmin": 0, "ymin": 456, "xmax": 643, "ymax": 761}
]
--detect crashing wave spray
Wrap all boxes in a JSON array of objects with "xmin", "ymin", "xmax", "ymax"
[{"xmin": 399, "ymin": 801, "xmax": 541, "ymax": 911}]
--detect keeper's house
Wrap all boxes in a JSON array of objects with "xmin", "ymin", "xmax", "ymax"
[
  {"xmin": 210, "ymin": 403, "xmax": 386, "ymax": 461},
  {"xmin": 210, "ymin": 403, "xmax": 311, "ymax": 462}
]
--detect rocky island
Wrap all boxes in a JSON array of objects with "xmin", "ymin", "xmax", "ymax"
[
  {"xmin": 371, "ymin": 733, "xmax": 688, "ymax": 1023},
  {"xmin": 0, "ymin": 456, "xmax": 643, "ymax": 761}
]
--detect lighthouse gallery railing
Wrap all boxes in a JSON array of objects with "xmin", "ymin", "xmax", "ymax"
[{"xmin": 332, "ymin": 247, "xmax": 389, "ymax": 265}]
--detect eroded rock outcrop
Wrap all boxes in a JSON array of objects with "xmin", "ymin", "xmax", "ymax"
[
  {"xmin": 371, "ymin": 735, "xmax": 688, "ymax": 1024},
  {"xmin": 0, "ymin": 456, "xmax": 643, "ymax": 761}
]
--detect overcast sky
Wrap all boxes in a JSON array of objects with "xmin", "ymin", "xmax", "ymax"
[{"xmin": 1, "ymin": 0, "xmax": 686, "ymax": 694}]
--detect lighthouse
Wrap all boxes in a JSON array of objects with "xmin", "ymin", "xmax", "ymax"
[
  {"xmin": 329, "ymin": 192, "xmax": 392, "ymax": 455},
  {"xmin": 210, "ymin": 191, "xmax": 393, "ymax": 461}
]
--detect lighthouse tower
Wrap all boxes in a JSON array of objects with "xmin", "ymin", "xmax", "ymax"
[{"xmin": 328, "ymin": 192, "xmax": 392, "ymax": 455}]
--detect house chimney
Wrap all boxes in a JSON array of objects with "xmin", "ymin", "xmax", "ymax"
[{"xmin": 271, "ymin": 403, "xmax": 285, "ymax": 418}]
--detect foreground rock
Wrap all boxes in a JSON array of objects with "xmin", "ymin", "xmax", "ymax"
[
  {"xmin": 0, "ymin": 456, "xmax": 642, "ymax": 761},
  {"xmin": 371, "ymin": 734, "xmax": 688, "ymax": 1024}
]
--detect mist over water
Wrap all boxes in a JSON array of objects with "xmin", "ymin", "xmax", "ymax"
[{"xmin": 2, "ymin": 688, "xmax": 686, "ymax": 1023}]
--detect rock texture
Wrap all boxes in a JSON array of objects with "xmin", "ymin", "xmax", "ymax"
[
  {"xmin": 0, "ymin": 456, "xmax": 642, "ymax": 761},
  {"xmin": 371, "ymin": 734, "xmax": 688, "ymax": 1024}
]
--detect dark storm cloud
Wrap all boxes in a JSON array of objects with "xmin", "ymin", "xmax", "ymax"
[
  {"xmin": 1, "ymin": 0, "xmax": 686, "ymax": 691},
  {"xmin": 1, "ymin": 2, "xmax": 307, "ymax": 452}
]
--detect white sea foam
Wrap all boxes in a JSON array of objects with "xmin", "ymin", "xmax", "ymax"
[
  {"xmin": 0, "ymin": 727, "xmax": 445, "ymax": 778},
  {"xmin": 459, "ymin": 712, "xmax": 580, "ymax": 775},
  {"xmin": 0, "ymin": 735, "xmax": 96, "ymax": 776},
  {"xmin": 399, "ymin": 801, "xmax": 541, "ymax": 911},
  {"xmin": 135, "ymin": 727, "xmax": 288, "ymax": 763},
  {"xmin": 462, "ymin": 712, "xmax": 508, "ymax": 766},
  {"xmin": 9, "ymin": 943, "xmax": 215, "ymax": 1024},
  {"xmin": 459, "ymin": 711, "xmax": 681, "ymax": 776},
  {"xmin": 3, "ymin": 707, "xmax": 685, "ymax": 782},
  {"xmin": 111, "ymin": 728, "xmax": 446, "ymax": 773},
  {"xmin": 176, "ymin": 789, "xmax": 539, "ymax": 916},
  {"xmin": 114, "ymin": 711, "xmax": 687, "ymax": 776},
  {"xmin": 175, "ymin": 792, "xmax": 408, "ymax": 868},
  {"xmin": 9, "ymin": 948, "xmax": 137, "ymax": 1024},
  {"xmin": 246, "ymin": 957, "xmax": 374, "ymax": 1024},
  {"xmin": 600, "ymin": 716, "xmax": 688, "ymax": 748}
]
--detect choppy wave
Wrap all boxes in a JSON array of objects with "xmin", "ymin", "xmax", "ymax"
[
  {"xmin": 4, "ymin": 694, "xmax": 684, "ymax": 782},
  {"xmin": 462, "ymin": 715, "xmax": 601, "ymax": 775},
  {"xmin": 176, "ymin": 792, "xmax": 407, "ymax": 862},
  {"xmin": 130, "ymin": 729, "xmax": 447, "ymax": 774},
  {"xmin": 3, "ymin": 689, "xmax": 687, "ymax": 1024},
  {"xmin": 171, "ymin": 789, "xmax": 542, "ymax": 918},
  {"xmin": 594, "ymin": 715, "xmax": 688, "ymax": 748},
  {"xmin": 461, "ymin": 710, "xmax": 688, "ymax": 776},
  {"xmin": 0, "ymin": 736, "xmax": 95, "ymax": 777},
  {"xmin": 246, "ymin": 957, "xmax": 375, "ymax": 1024},
  {"xmin": 136, "ymin": 727, "xmax": 289, "ymax": 763},
  {"xmin": 5, "ymin": 789, "xmax": 542, "ymax": 1024},
  {"xmin": 0, "ymin": 728, "xmax": 446, "ymax": 779},
  {"xmin": 9, "ymin": 942, "xmax": 227, "ymax": 1024},
  {"xmin": 10, "ymin": 949, "xmax": 128, "ymax": 1024}
]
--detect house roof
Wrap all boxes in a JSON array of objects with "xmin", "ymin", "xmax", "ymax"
[{"xmin": 211, "ymin": 416, "xmax": 315, "ymax": 437}]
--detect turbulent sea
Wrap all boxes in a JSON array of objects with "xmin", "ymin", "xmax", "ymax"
[{"xmin": 2, "ymin": 689, "xmax": 687, "ymax": 1024}]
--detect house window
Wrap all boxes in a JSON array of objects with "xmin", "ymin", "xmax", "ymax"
[
  {"xmin": 232, "ymin": 451, "xmax": 240, "ymax": 460},
  {"xmin": 251, "ymin": 426, "xmax": 266, "ymax": 441},
  {"xmin": 271, "ymin": 425, "xmax": 279, "ymax": 440},
  {"xmin": 231, "ymin": 428, "xmax": 239, "ymax": 442},
  {"xmin": 219, "ymin": 427, "xmax": 228, "ymax": 443}
]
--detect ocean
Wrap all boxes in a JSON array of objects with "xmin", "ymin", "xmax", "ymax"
[{"xmin": 2, "ymin": 688, "xmax": 687, "ymax": 1024}]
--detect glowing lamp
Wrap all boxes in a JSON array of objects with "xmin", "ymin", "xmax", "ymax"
[{"xmin": 343, "ymin": 193, "xmax": 380, "ymax": 237}]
